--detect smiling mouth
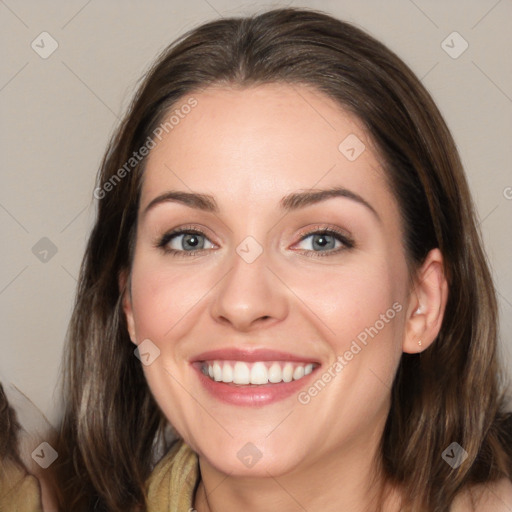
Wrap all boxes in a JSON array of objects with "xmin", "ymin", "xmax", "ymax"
[{"xmin": 199, "ymin": 360, "xmax": 319, "ymax": 386}]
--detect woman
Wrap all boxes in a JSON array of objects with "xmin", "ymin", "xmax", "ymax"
[{"xmin": 51, "ymin": 7, "xmax": 512, "ymax": 512}]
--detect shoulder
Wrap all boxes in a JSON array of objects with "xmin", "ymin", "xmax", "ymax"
[{"xmin": 451, "ymin": 478, "xmax": 512, "ymax": 512}]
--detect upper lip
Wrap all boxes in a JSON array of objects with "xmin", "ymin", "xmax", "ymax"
[{"xmin": 191, "ymin": 348, "xmax": 320, "ymax": 364}]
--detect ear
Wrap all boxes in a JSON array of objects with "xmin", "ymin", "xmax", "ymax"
[
  {"xmin": 403, "ymin": 248, "xmax": 449, "ymax": 354},
  {"xmin": 119, "ymin": 268, "xmax": 137, "ymax": 346}
]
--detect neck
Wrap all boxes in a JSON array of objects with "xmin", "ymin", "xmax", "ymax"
[{"xmin": 193, "ymin": 420, "xmax": 401, "ymax": 512}]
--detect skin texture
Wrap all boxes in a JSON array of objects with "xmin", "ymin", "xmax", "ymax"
[
  {"xmin": 122, "ymin": 84, "xmax": 448, "ymax": 512},
  {"xmin": 451, "ymin": 479, "xmax": 512, "ymax": 511}
]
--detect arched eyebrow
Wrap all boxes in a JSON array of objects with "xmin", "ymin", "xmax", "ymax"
[
  {"xmin": 280, "ymin": 187, "xmax": 380, "ymax": 222},
  {"xmin": 142, "ymin": 186, "xmax": 380, "ymax": 222}
]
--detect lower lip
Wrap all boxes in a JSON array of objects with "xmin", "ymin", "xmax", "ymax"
[{"xmin": 192, "ymin": 363, "xmax": 319, "ymax": 407}]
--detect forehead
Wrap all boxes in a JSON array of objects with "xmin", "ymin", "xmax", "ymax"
[{"xmin": 140, "ymin": 83, "xmax": 396, "ymax": 223}]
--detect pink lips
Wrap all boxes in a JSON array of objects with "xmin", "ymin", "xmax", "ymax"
[
  {"xmin": 191, "ymin": 348, "xmax": 320, "ymax": 364},
  {"xmin": 191, "ymin": 347, "xmax": 320, "ymax": 407}
]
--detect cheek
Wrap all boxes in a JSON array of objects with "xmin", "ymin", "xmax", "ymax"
[
  {"xmin": 285, "ymin": 257, "xmax": 407, "ymax": 416},
  {"xmin": 129, "ymin": 258, "xmax": 212, "ymax": 343},
  {"xmin": 128, "ymin": 259, "xmax": 212, "ymax": 437},
  {"xmin": 272, "ymin": 259, "xmax": 406, "ymax": 452},
  {"xmin": 289, "ymin": 257, "xmax": 405, "ymax": 355}
]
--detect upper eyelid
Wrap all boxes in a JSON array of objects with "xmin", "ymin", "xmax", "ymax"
[
  {"xmin": 296, "ymin": 225, "xmax": 353, "ymax": 241},
  {"xmin": 157, "ymin": 227, "xmax": 216, "ymax": 246}
]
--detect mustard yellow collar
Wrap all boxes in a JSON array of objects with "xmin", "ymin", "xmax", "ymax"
[{"xmin": 146, "ymin": 439, "xmax": 200, "ymax": 512}]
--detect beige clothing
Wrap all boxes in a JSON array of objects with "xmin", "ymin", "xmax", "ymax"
[
  {"xmin": 0, "ymin": 460, "xmax": 43, "ymax": 512},
  {"xmin": 146, "ymin": 439, "xmax": 200, "ymax": 512}
]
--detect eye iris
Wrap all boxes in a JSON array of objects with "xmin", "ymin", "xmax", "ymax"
[
  {"xmin": 312, "ymin": 233, "xmax": 335, "ymax": 251},
  {"xmin": 183, "ymin": 233, "xmax": 203, "ymax": 250}
]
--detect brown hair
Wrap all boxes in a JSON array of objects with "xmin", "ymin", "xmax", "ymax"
[
  {"xmin": 0, "ymin": 383, "xmax": 23, "ymax": 467},
  {"xmin": 53, "ymin": 7, "xmax": 512, "ymax": 511}
]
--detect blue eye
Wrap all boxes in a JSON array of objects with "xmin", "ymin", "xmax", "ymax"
[
  {"xmin": 157, "ymin": 229, "xmax": 215, "ymax": 256},
  {"xmin": 156, "ymin": 226, "xmax": 354, "ymax": 258},
  {"xmin": 294, "ymin": 229, "xmax": 354, "ymax": 257}
]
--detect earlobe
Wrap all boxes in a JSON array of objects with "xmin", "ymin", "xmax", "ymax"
[
  {"xmin": 403, "ymin": 248, "xmax": 449, "ymax": 354},
  {"xmin": 119, "ymin": 269, "xmax": 137, "ymax": 345}
]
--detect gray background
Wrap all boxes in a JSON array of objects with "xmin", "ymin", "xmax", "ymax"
[{"xmin": 1, "ymin": 0, "xmax": 511, "ymax": 427}]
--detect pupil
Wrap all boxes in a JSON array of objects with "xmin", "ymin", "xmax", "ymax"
[
  {"xmin": 314, "ymin": 234, "xmax": 334, "ymax": 250},
  {"xmin": 184, "ymin": 234, "xmax": 201, "ymax": 249}
]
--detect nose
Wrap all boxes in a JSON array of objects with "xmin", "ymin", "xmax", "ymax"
[{"xmin": 209, "ymin": 245, "xmax": 289, "ymax": 332}]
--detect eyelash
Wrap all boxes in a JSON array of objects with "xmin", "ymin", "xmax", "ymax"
[{"xmin": 155, "ymin": 224, "xmax": 355, "ymax": 258}]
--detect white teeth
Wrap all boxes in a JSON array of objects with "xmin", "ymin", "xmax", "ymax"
[
  {"xmin": 222, "ymin": 363, "xmax": 233, "ymax": 383},
  {"xmin": 213, "ymin": 362, "xmax": 222, "ymax": 382},
  {"xmin": 233, "ymin": 361, "xmax": 250, "ymax": 384},
  {"xmin": 282, "ymin": 363, "xmax": 293, "ymax": 383},
  {"xmin": 250, "ymin": 362, "xmax": 269, "ymax": 385},
  {"xmin": 268, "ymin": 362, "xmax": 282, "ymax": 383},
  {"xmin": 293, "ymin": 366, "xmax": 305, "ymax": 380},
  {"xmin": 202, "ymin": 360, "xmax": 316, "ymax": 385}
]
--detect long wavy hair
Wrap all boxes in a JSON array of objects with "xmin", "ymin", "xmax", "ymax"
[{"xmin": 52, "ymin": 7, "xmax": 512, "ymax": 511}]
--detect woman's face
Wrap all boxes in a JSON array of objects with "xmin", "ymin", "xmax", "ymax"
[{"xmin": 123, "ymin": 83, "xmax": 414, "ymax": 476}]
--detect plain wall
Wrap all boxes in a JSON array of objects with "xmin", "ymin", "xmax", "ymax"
[{"xmin": 1, "ymin": 0, "xmax": 511, "ymax": 427}]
